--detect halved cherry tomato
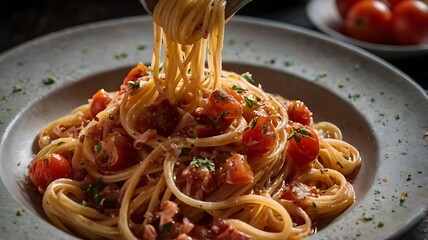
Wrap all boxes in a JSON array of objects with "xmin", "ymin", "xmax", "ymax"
[
  {"xmin": 242, "ymin": 116, "xmax": 276, "ymax": 156},
  {"xmin": 391, "ymin": 0, "xmax": 428, "ymax": 45},
  {"xmin": 94, "ymin": 133, "xmax": 136, "ymax": 171},
  {"xmin": 123, "ymin": 63, "xmax": 149, "ymax": 85},
  {"xmin": 29, "ymin": 153, "xmax": 71, "ymax": 192},
  {"xmin": 205, "ymin": 88, "xmax": 242, "ymax": 121},
  {"xmin": 222, "ymin": 153, "xmax": 254, "ymax": 185},
  {"xmin": 287, "ymin": 126, "xmax": 319, "ymax": 166},
  {"xmin": 90, "ymin": 89, "xmax": 111, "ymax": 118},
  {"xmin": 287, "ymin": 100, "xmax": 313, "ymax": 126},
  {"xmin": 336, "ymin": 0, "xmax": 364, "ymax": 18},
  {"xmin": 346, "ymin": 0, "xmax": 393, "ymax": 43}
]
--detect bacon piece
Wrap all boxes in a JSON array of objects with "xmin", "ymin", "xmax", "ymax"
[
  {"xmin": 212, "ymin": 220, "xmax": 253, "ymax": 240},
  {"xmin": 157, "ymin": 201, "xmax": 179, "ymax": 226},
  {"xmin": 144, "ymin": 224, "xmax": 157, "ymax": 240},
  {"xmin": 182, "ymin": 164, "xmax": 217, "ymax": 200},
  {"xmin": 281, "ymin": 181, "xmax": 319, "ymax": 208},
  {"xmin": 221, "ymin": 153, "xmax": 254, "ymax": 185}
]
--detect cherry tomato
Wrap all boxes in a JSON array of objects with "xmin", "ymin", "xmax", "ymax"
[
  {"xmin": 205, "ymin": 88, "xmax": 242, "ymax": 121},
  {"xmin": 29, "ymin": 153, "xmax": 71, "ymax": 192},
  {"xmin": 287, "ymin": 126, "xmax": 319, "ymax": 166},
  {"xmin": 94, "ymin": 133, "xmax": 137, "ymax": 171},
  {"xmin": 123, "ymin": 63, "xmax": 149, "ymax": 85},
  {"xmin": 346, "ymin": 0, "xmax": 393, "ymax": 43},
  {"xmin": 385, "ymin": 0, "xmax": 412, "ymax": 8},
  {"xmin": 336, "ymin": 0, "xmax": 364, "ymax": 18},
  {"xmin": 391, "ymin": 0, "xmax": 428, "ymax": 45},
  {"xmin": 242, "ymin": 116, "xmax": 276, "ymax": 156},
  {"xmin": 90, "ymin": 89, "xmax": 111, "ymax": 118},
  {"xmin": 287, "ymin": 100, "xmax": 313, "ymax": 126},
  {"xmin": 222, "ymin": 153, "xmax": 254, "ymax": 185}
]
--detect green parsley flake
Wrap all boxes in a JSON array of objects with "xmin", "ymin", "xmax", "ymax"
[
  {"xmin": 84, "ymin": 178, "xmax": 103, "ymax": 205},
  {"xmin": 190, "ymin": 157, "xmax": 215, "ymax": 172},
  {"xmin": 241, "ymin": 73, "xmax": 255, "ymax": 84},
  {"xmin": 95, "ymin": 142, "xmax": 102, "ymax": 155},
  {"xmin": 114, "ymin": 52, "xmax": 128, "ymax": 59},
  {"xmin": 231, "ymin": 85, "xmax": 247, "ymax": 93},
  {"xmin": 12, "ymin": 85, "xmax": 22, "ymax": 93},
  {"xmin": 244, "ymin": 96, "xmax": 258, "ymax": 108},
  {"xmin": 283, "ymin": 60, "xmax": 294, "ymax": 67},
  {"xmin": 137, "ymin": 44, "xmax": 147, "ymax": 50},
  {"xmin": 43, "ymin": 76, "xmax": 56, "ymax": 85},
  {"xmin": 129, "ymin": 81, "xmax": 141, "ymax": 90}
]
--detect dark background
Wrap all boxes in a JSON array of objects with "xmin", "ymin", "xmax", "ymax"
[
  {"xmin": 1, "ymin": 0, "xmax": 427, "ymax": 90},
  {"xmin": 0, "ymin": 0, "xmax": 427, "ymax": 238}
]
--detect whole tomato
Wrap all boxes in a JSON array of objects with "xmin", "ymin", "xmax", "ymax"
[
  {"xmin": 336, "ymin": 0, "xmax": 364, "ymax": 18},
  {"xmin": 384, "ymin": 0, "xmax": 412, "ymax": 8},
  {"xmin": 345, "ymin": 0, "xmax": 393, "ymax": 43},
  {"xmin": 391, "ymin": 0, "xmax": 428, "ymax": 45}
]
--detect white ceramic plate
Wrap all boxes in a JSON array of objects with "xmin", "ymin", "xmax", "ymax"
[
  {"xmin": 306, "ymin": 0, "xmax": 428, "ymax": 59},
  {"xmin": 0, "ymin": 16, "xmax": 427, "ymax": 240}
]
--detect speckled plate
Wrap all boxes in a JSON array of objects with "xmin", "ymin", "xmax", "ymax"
[
  {"xmin": 0, "ymin": 16, "xmax": 427, "ymax": 240},
  {"xmin": 306, "ymin": 0, "xmax": 428, "ymax": 59}
]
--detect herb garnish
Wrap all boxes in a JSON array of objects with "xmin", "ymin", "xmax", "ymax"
[
  {"xmin": 95, "ymin": 142, "xmax": 102, "ymax": 155},
  {"xmin": 43, "ymin": 77, "xmax": 56, "ymax": 85},
  {"xmin": 287, "ymin": 128, "xmax": 312, "ymax": 143},
  {"xmin": 230, "ymin": 85, "xmax": 247, "ymax": 93},
  {"xmin": 108, "ymin": 114, "xmax": 115, "ymax": 120},
  {"xmin": 244, "ymin": 96, "xmax": 257, "ymax": 108},
  {"xmin": 137, "ymin": 44, "xmax": 147, "ymax": 50},
  {"xmin": 114, "ymin": 52, "xmax": 128, "ymax": 59},
  {"xmin": 12, "ymin": 85, "xmax": 22, "ymax": 93},
  {"xmin": 84, "ymin": 178, "xmax": 103, "ymax": 205},
  {"xmin": 128, "ymin": 81, "xmax": 141, "ymax": 90},
  {"xmin": 190, "ymin": 157, "xmax": 215, "ymax": 172},
  {"xmin": 214, "ymin": 93, "xmax": 226, "ymax": 100},
  {"xmin": 241, "ymin": 73, "xmax": 255, "ymax": 84}
]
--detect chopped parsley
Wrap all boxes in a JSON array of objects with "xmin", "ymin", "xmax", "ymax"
[
  {"xmin": 230, "ymin": 85, "xmax": 247, "ymax": 93},
  {"xmin": 114, "ymin": 52, "xmax": 128, "ymax": 59},
  {"xmin": 137, "ymin": 44, "xmax": 147, "ymax": 50},
  {"xmin": 12, "ymin": 85, "xmax": 22, "ymax": 93},
  {"xmin": 108, "ymin": 114, "xmax": 115, "ymax": 120},
  {"xmin": 84, "ymin": 178, "xmax": 103, "ymax": 205},
  {"xmin": 287, "ymin": 128, "xmax": 312, "ymax": 143},
  {"xmin": 129, "ymin": 81, "xmax": 142, "ymax": 90},
  {"xmin": 312, "ymin": 202, "xmax": 317, "ymax": 209},
  {"xmin": 244, "ymin": 96, "xmax": 257, "ymax": 108},
  {"xmin": 95, "ymin": 142, "xmax": 102, "ymax": 155},
  {"xmin": 43, "ymin": 76, "xmax": 56, "ymax": 85},
  {"xmin": 56, "ymin": 141, "xmax": 65, "ymax": 146},
  {"xmin": 214, "ymin": 93, "xmax": 226, "ymax": 100},
  {"xmin": 190, "ymin": 157, "xmax": 215, "ymax": 172},
  {"xmin": 241, "ymin": 73, "xmax": 255, "ymax": 84},
  {"xmin": 283, "ymin": 60, "xmax": 294, "ymax": 67}
]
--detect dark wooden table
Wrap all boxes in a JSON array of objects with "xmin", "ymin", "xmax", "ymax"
[{"xmin": 1, "ymin": 0, "xmax": 427, "ymax": 239}]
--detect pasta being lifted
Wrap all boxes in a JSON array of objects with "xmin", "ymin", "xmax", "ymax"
[{"xmin": 28, "ymin": 0, "xmax": 361, "ymax": 239}]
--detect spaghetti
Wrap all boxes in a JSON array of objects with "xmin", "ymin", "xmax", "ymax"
[{"xmin": 28, "ymin": 0, "xmax": 361, "ymax": 239}]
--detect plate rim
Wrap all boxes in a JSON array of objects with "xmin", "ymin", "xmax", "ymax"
[{"xmin": 0, "ymin": 15, "xmax": 427, "ymax": 240}]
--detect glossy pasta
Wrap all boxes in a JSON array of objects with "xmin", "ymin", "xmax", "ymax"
[{"xmin": 28, "ymin": 0, "xmax": 361, "ymax": 239}]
